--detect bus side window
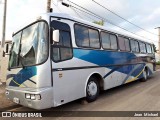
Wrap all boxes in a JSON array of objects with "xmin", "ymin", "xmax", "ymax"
[
  {"xmin": 139, "ymin": 42, "xmax": 147, "ymax": 53},
  {"xmin": 75, "ymin": 24, "xmax": 100, "ymax": 49},
  {"xmin": 53, "ymin": 31, "xmax": 72, "ymax": 62},
  {"xmin": 101, "ymin": 32, "xmax": 117, "ymax": 50},
  {"xmin": 110, "ymin": 34, "xmax": 118, "ymax": 50},
  {"xmin": 51, "ymin": 20, "xmax": 73, "ymax": 62},
  {"xmin": 146, "ymin": 44, "xmax": 152, "ymax": 53},
  {"xmin": 130, "ymin": 39, "xmax": 139, "ymax": 53}
]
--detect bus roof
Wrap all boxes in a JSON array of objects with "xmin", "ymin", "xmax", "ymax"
[
  {"xmin": 45, "ymin": 13, "xmax": 152, "ymax": 44},
  {"xmin": 13, "ymin": 13, "xmax": 153, "ymax": 44}
]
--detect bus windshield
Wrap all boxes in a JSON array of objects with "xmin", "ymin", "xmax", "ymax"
[{"xmin": 9, "ymin": 21, "xmax": 48, "ymax": 68}]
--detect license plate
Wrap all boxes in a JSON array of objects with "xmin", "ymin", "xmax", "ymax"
[{"xmin": 13, "ymin": 97, "xmax": 20, "ymax": 104}]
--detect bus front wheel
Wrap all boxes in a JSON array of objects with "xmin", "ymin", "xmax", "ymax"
[{"xmin": 86, "ymin": 77, "xmax": 99, "ymax": 102}]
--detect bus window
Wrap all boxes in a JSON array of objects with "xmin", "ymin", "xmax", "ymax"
[
  {"xmin": 139, "ymin": 42, "xmax": 147, "ymax": 53},
  {"xmin": 75, "ymin": 25, "xmax": 89, "ymax": 47},
  {"xmin": 75, "ymin": 24, "xmax": 100, "ymax": 49},
  {"xmin": 53, "ymin": 31, "xmax": 72, "ymax": 62},
  {"xmin": 118, "ymin": 36, "xmax": 125, "ymax": 51},
  {"xmin": 118, "ymin": 36, "xmax": 130, "ymax": 51},
  {"xmin": 110, "ymin": 34, "xmax": 117, "ymax": 50},
  {"xmin": 135, "ymin": 41, "xmax": 139, "ymax": 52},
  {"xmin": 125, "ymin": 38, "xmax": 130, "ymax": 51},
  {"xmin": 89, "ymin": 29, "xmax": 100, "ymax": 48},
  {"xmin": 51, "ymin": 21, "xmax": 73, "ymax": 62},
  {"xmin": 130, "ymin": 39, "xmax": 135, "ymax": 52},
  {"xmin": 101, "ymin": 32, "xmax": 117, "ymax": 50},
  {"xmin": 151, "ymin": 44, "xmax": 155, "ymax": 53},
  {"xmin": 130, "ymin": 39, "xmax": 139, "ymax": 53},
  {"xmin": 146, "ymin": 44, "xmax": 152, "ymax": 53},
  {"xmin": 101, "ymin": 32, "xmax": 110, "ymax": 49}
]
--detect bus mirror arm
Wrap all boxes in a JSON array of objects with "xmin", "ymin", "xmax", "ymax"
[
  {"xmin": 52, "ymin": 30, "xmax": 60, "ymax": 43},
  {"xmin": 2, "ymin": 51, "xmax": 10, "ymax": 57},
  {"xmin": 3, "ymin": 44, "xmax": 10, "ymax": 57}
]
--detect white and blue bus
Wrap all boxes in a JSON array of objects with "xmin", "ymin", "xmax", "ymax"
[{"xmin": 6, "ymin": 13, "xmax": 156, "ymax": 109}]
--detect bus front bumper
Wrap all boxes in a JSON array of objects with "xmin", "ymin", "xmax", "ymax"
[{"xmin": 5, "ymin": 86, "xmax": 53, "ymax": 110}]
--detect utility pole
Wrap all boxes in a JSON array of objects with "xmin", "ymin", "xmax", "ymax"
[
  {"xmin": 0, "ymin": 0, "xmax": 7, "ymax": 85},
  {"xmin": 47, "ymin": 0, "xmax": 51, "ymax": 13},
  {"xmin": 155, "ymin": 27, "xmax": 160, "ymax": 55},
  {"xmin": 158, "ymin": 27, "xmax": 160, "ymax": 55},
  {"xmin": 1, "ymin": 0, "xmax": 7, "ymax": 48}
]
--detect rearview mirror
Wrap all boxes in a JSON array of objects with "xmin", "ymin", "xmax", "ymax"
[
  {"xmin": 52, "ymin": 30, "xmax": 60, "ymax": 43},
  {"xmin": 5, "ymin": 44, "xmax": 9, "ymax": 53},
  {"xmin": 3, "ymin": 43, "xmax": 10, "ymax": 57}
]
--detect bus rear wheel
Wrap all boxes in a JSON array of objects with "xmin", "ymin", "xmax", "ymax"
[
  {"xmin": 140, "ymin": 68, "xmax": 148, "ymax": 82},
  {"xmin": 86, "ymin": 77, "xmax": 99, "ymax": 102}
]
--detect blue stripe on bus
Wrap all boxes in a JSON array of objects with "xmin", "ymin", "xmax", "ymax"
[
  {"xmin": 9, "ymin": 66, "xmax": 37, "ymax": 87},
  {"xmin": 73, "ymin": 49, "xmax": 145, "ymax": 77},
  {"xmin": 73, "ymin": 49, "xmax": 136, "ymax": 66}
]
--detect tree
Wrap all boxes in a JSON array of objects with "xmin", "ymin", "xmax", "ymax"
[
  {"xmin": 93, "ymin": 20, "xmax": 104, "ymax": 26},
  {"xmin": 153, "ymin": 44, "xmax": 157, "ymax": 53}
]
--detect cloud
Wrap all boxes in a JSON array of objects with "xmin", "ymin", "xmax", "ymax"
[
  {"xmin": 0, "ymin": 0, "xmax": 160, "ymax": 47},
  {"xmin": 0, "ymin": 0, "xmax": 46, "ymax": 40}
]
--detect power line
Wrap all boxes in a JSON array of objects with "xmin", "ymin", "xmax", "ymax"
[
  {"xmin": 52, "ymin": 0, "xmax": 62, "ymax": 12},
  {"xmin": 92, "ymin": 0, "xmax": 159, "ymax": 37},
  {"xmin": 74, "ymin": 6, "xmax": 96, "ymax": 21},
  {"xmin": 71, "ymin": 7, "xmax": 81, "ymax": 18},
  {"xmin": 64, "ymin": 0, "xmax": 158, "ymax": 42},
  {"xmin": 71, "ymin": 6, "xmax": 100, "ymax": 21}
]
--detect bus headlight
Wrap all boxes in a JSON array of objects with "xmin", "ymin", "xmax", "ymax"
[
  {"xmin": 35, "ymin": 94, "xmax": 41, "ymax": 100},
  {"xmin": 25, "ymin": 93, "xmax": 41, "ymax": 100},
  {"xmin": 31, "ymin": 94, "xmax": 36, "ymax": 100},
  {"xmin": 25, "ymin": 93, "xmax": 31, "ymax": 99}
]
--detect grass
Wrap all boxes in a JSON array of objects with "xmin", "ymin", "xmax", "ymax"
[{"xmin": 156, "ymin": 61, "xmax": 160, "ymax": 65}]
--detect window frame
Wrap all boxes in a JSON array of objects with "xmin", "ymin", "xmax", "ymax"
[
  {"xmin": 146, "ymin": 43, "xmax": 152, "ymax": 54},
  {"xmin": 100, "ymin": 31, "xmax": 118, "ymax": 51},
  {"xmin": 130, "ymin": 39, "xmax": 140, "ymax": 53},
  {"xmin": 139, "ymin": 42, "xmax": 147, "ymax": 53},
  {"xmin": 51, "ymin": 20, "xmax": 73, "ymax": 63},
  {"xmin": 9, "ymin": 20, "xmax": 49, "ymax": 69},
  {"xmin": 74, "ymin": 23, "xmax": 101, "ymax": 49},
  {"xmin": 118, "ymin": 35, "xmax": 131, "ymax": 52}
]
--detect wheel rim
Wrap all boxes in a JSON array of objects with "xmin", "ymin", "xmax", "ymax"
[{"xmin": 87, "ymin": 81, "xmax": 98, "ymax": 96}]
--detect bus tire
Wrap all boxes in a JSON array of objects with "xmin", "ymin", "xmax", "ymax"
[
  {"xmin": 140, "ymin": 68, "xmax": 148, "ymax": 82},
  {"xmin": 86, "ymin": 77, "xmax": 99, "ymax": 102}
]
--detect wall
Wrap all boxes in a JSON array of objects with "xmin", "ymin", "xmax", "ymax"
[
  {"xmin": 155, "ymin": 53, "xmax": 160, "ymax": 62},
  {"xmin": 0, "ymin": 43, "xmax": 11, "ymax": 83}
]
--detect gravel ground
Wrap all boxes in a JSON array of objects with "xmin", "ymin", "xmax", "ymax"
[
  {"xmin": 156, "ymin": 65, "xmax": 160, "ymax": 70},
  {"xmin": 0, "ymin": 83, "xmax": 16, "ymax": 110}
]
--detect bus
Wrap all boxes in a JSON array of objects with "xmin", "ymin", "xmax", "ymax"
[{"xmin": 5, "ymin": 13, "xmax": 156, "ymax": 110}]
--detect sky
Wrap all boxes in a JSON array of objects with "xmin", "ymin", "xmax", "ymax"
[{"xmin": 0, "ymin": 0, "xmax": 160, "ymax": 47}]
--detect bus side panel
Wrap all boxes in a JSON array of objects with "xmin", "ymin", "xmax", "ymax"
[{"xmin": 52, "ymin": 58, "xmax": 105, "ymax": 106}]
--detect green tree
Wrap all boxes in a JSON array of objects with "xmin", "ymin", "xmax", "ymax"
[
  {"xmin": 93, "ymin": 20, "xmax": 104, "ymax": 26},
  {"xmin": 153, "ymin": 44, "xmax": 157, "ymax": 53}
]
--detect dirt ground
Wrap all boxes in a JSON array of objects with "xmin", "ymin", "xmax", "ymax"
[
  {"xmin": 156, "ymin": 65, "xmax": 160, "ymax": 70},
  {"xmin": 0, "ymin": 83, "xmax": 16, "ymax": 110}
]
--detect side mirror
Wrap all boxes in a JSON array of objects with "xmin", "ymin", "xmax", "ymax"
[
  {"xmin": 6, "ymin": 44, "xmax": 9, "ymax": 53},
  {"xmin": 3, "ymin": 43, "xmax": 11, "ymax": 57},
  {"xmin": 52, "ymin": 30, "xmax": 60, "ymax": 43},
  {"xmin": 2, "ymin": 51, "xmax": 5, "ymax": 57}
]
